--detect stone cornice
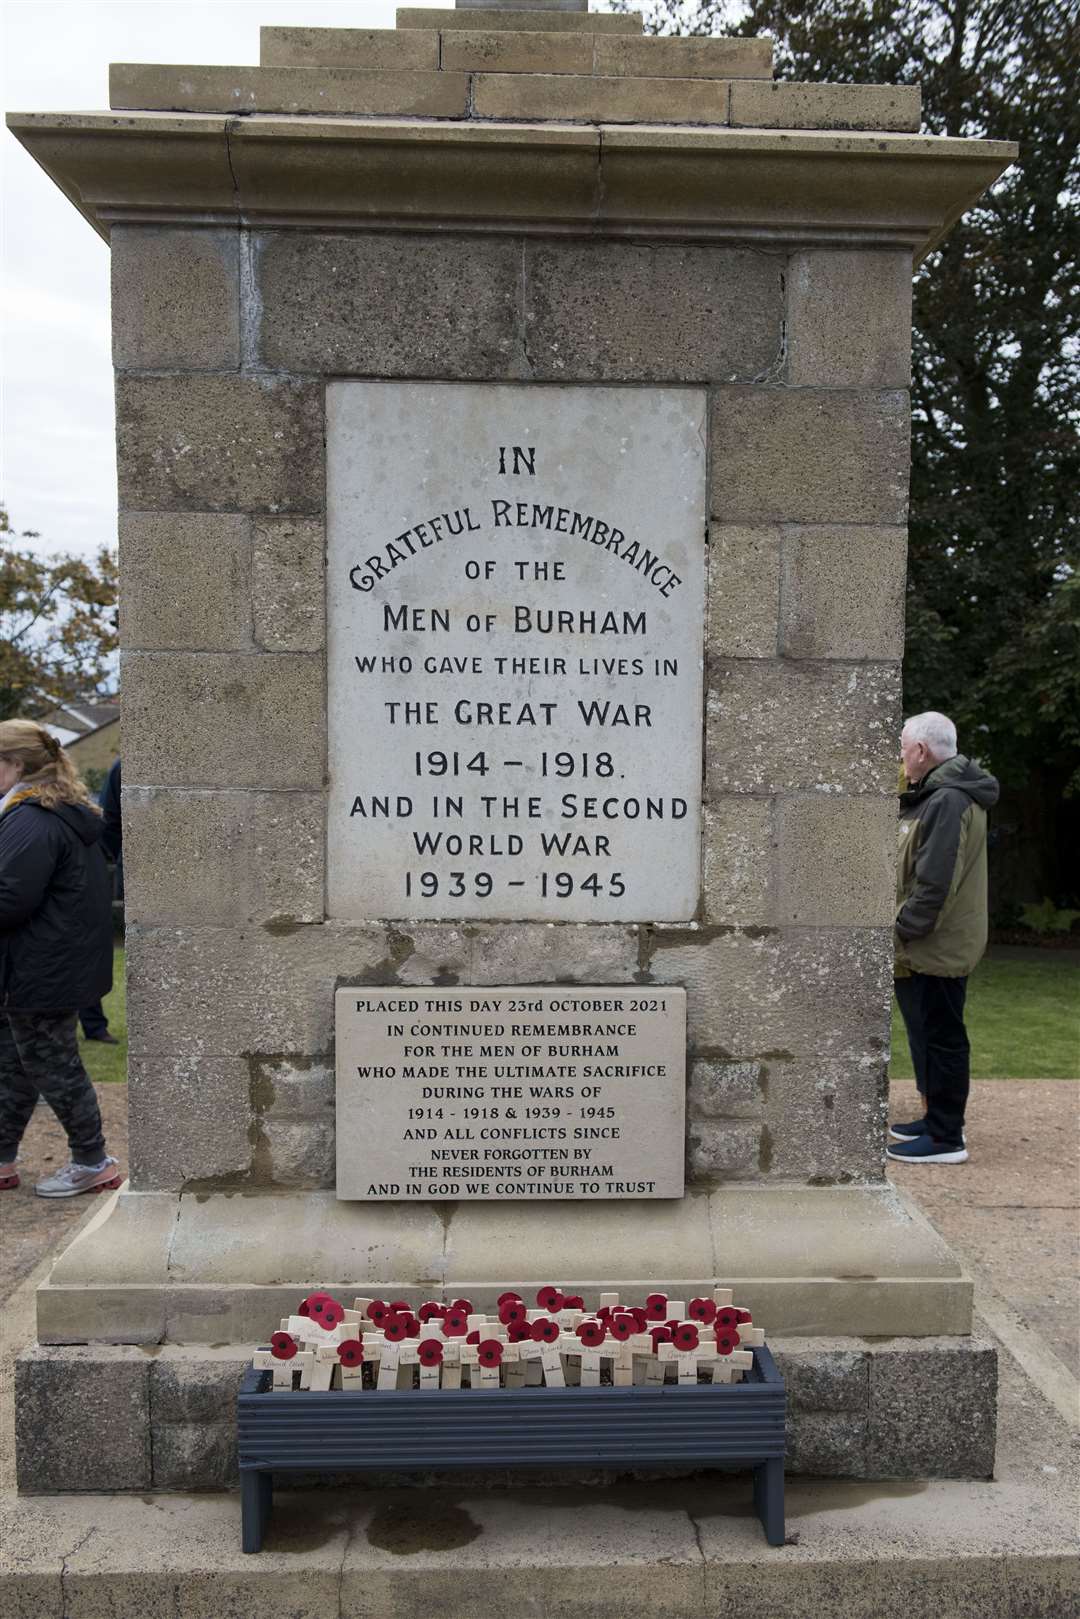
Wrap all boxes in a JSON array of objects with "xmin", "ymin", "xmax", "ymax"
[{"xmin": 7, "ymin": 109, "xmax": 1016, "ymax": 260}]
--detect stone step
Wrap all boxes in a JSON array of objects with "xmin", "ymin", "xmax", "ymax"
[
  {"xmin": 398, "ymin": 5, "xmax": 643, "ymax": 31},
  {"xmin": 260, "ymin": 27, "xmax": 440, "ymax": 70},
  {"xmin": 109, "ymin": 65, "xmax": 472, "ymax": 119}
]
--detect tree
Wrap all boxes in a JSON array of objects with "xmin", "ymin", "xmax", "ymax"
[
  {"xmin": 0, "ymin": 507, "xmax": 119, "ymax": 720},
  {"xmin": 618, "ymin": 0, "xmax": 1080, "ymax": 904}
]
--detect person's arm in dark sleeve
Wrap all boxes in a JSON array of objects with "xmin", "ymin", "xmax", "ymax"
[
  {"xmin": 895, "ymin": 792, "xmax": 967, "ymax": 942},
  {"xmin": 99, "ymin": 758, "xmax": 122, "ymax": 863},
  {"xmin": 0, "ymin": 811, "xmax": 55, "ymax": 930}
]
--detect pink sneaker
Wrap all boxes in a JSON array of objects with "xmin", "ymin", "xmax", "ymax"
[
  {"xmin": 0, "ymin": 1161, "xmax": 18, "ymax": 1191},
  {"xmin": 34, "ymin": 1157, "xmax": 122, "ymax": 1198}
]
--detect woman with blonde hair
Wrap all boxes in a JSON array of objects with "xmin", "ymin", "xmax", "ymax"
[{"xmin": 0, "ymin": 719, "xmax": 120, "ymax": 1195}]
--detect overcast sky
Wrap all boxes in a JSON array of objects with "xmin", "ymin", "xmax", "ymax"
[{"xmin": 1, "ymin": 0, "xmax": 402, "ymax": 559}]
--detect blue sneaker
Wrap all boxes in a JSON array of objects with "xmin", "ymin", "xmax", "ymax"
[
  {"xmin": 886, "ymin": 1136, "xmax": 968, "ymax": 1165},
  {"xmin": 889, "ymin": 1117, "xmax": 928, "ymax": 1141}
]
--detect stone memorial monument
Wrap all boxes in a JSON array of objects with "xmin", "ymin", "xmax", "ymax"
[{"xmin": 8, "ymin": 0, "xmax": 1014, "ymax": 1491}]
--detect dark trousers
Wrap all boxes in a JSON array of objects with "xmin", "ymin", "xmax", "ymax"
[
  {"xmin": 0, "ymin": 1011, "xmax": 107, "ymax": 1165},
  {"xmin": 79, "ymin": 999, "xmax": 110, "ymax": 1039},
  {"xmin": 894, "ymin": 973, "xmax": 969, "ymax": 1146}
]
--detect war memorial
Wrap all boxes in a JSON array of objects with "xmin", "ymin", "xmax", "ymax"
[{"xmin": 11, "ymin": 3, "xmax": 1068, "ymax": 1597}]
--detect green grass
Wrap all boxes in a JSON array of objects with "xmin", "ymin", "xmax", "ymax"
[
  {"xmin": 78, "ymin": 944, "xmax": 126, "ymax": 1084},
  {"xmin": 890, "ymin": 952, "xmax": 1080, "ymax": 1080}
]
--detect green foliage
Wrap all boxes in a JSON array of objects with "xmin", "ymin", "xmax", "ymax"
[
  {"xmin": 1018, "ymin": 898, "xmax": 1080, "ymax": 936},
  {"xmin": 890, "ymin": 953, "xmax": 1080, "ymax": 1079},
  {"xmin": 0, "ymin": 506, "xmax": 119, "ymax": 720}
]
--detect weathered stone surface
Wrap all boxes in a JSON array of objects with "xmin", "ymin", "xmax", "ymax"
[
  {"xmin": 707, "ymin": 526, "xmax": 781, "ymax": 658},
  {"xmin": 111, "ymin": 63, "xmax": 470, "ymax": 118},
  {"xmin": 252, "ymin": 1056, "xmax": 335, "ymax": 1119},
  {"xmin": 399, "ymin": 7, "xmax": 642, "ymax": 31},
  {"xmin": 686, "ymin": 1118, "xmax": 761, "ymax": 1179},
  {"xmin": 773, "ymin": 1343, "xmax": 870, "ymax": 1411},
  {"xmin": 441, "ymin": 29, "xmax": 593, "ymax": 73},
  {"xmin": 263, "ymin": 1118, "xmax": 336, "ymax": 1188},
  {"xmin": 121, "ymin": 652, "xmax": 324, "ymax": 790},
  {"xmin": 764, "ymin": 1054, "xmax": 888, "ymax": 1183},
  {"xmin": 252, "ymin": 516, "xmax": 325, "ymax": 652},
  {"xmin": 150, "ymin": 1353, "xmax": 250, "ymax": 1424},
  {"xmin": 780, "ymin": 525, "xmax": 907, "ymax": 660},
  {"xmin": 731, "ymin": 81, "xmax": 921, "ymax": 132},
  {"xmin": 473, "ymin": 72, "xmax": 731, "ymax": 124},
  {"xmin": 470, "ymin": 923, "xmax": 639, "ymax": 983},
  {"xmin": 111, "ymin": 226, "xmax": 239, "ymax": 371},
  {"xmin": 128, "ymin": 1055, "xmax": 253, "ymax": 1191},
  {"xmin": 595, "ymin": 35, "xmax": 772, "ymax": 79},
  {"xmin": 116, "ymin": 374, "xmax": 323, "ymax": 513},
  {"xmin": 152, "ymin": 1421, "xmax": 238, "ymax": 1489},
  {"xmin": 785, "ymin": 1413, "xmax": 869, "ymax": 1474},
  {"xmin": 126, "ymin": 923, "xmax": 389, "ymax": 1057},
  {"xmin": 869, "ymin": 1340, "xmax": 998, "ymax": 1478},
  {"xmin": 687, "ymin": 1058, "xmax": 764, "ymax": 1119},
  {"xmin": 119, "ymin": 511, "xmax": 252, "ymax": 652},
  {"xmin": 647, "ymin": 926, "xmax": 893, "ymax": 1060},
  {"xmin": 710, "ymin": 388, "xmax": 910, "ymax": 527},
  {"xmin": 706, "ymin": 660, "xmax": 901, "ymax": 795},
  {"xmin": 261, "ymin": 26, "xmax": 439, "ymax": 69},
  {"xmin": 252, "ymin": 233, "xmax": 523, "ymax": 377},
  {"xmin": 15, "ymin": 1347, "xmax": 151, "ymax": 1491},
  {"xmin": 787, "ymin": 251, "xmax": 912, "ymax": 388},
  {"xmin": 775, "ymin": 795, "xmax": 896, "ymax": 927},
  {"xmin": 524, "ymin": 243, "xmax": 783, "ymax": 382},
  {"xmin": 701, "ymin": 798, "xmax": 775, "ymax": 925},
  {"xmin": 123, "ymin": 788, "xmax": 324, "ymax": 929}
]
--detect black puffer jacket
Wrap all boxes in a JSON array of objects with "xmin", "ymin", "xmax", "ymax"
[{"xmin": 0, "ymin": 795, "xmax": 113, "ymax": 1011}]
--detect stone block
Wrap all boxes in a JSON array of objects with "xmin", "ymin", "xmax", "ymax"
[
  {"xmin": 126, "ymin": 922, "xmax": 389, "ymax": 1058},
  {"xmin": 469, "ymin": 923, "xmax": 639, "ymax": 983},
  {"xmin": 110, "ymin": 63, "xmax": 470, "ymax": 118},
  {"xmin": 128, "ymin": 1055, "xmax": 253, "ymax": 1191},
  {"xmin": 473, "ymin": 73, "xmax": 731, "ymax": 124},
  {"xmin": 252, "ymin": 232, "xmax": 522, "ymax": 377},
  {"xmin": 111, "ymin": 226, "xmax": 239, "ymax": 371},
  {"xmin": 261, "ymin": 26, "xmax": 439, "ymax": 69},
  {"xmin": 775, "ymin": 795, "xmax": 897, "ymax": 927},
  {"xmin": 262, "ymin": 1117, "xmax": 336, "ymax": 1188},
  {"xmin": 441, "ymin": 29, "xmax": 594, "ymax": 73},
  {"xmin": 252, "ymin": 1056, "xmax": 335, "ymax": 1119},
  {"xmin": 687, "ymin": 1058, "xmax": 764, "ymax": 1119},
  {"xmin": 594, "ymin": 35, "xmax": 772, "ymax": 79},
  {"xmin": 648, "ymin": 926, "xmax": 892, "ymax": 1059},
  {"xmin": 787, "ymin": 251, "xmax": 912, "ymax": 387},
  {"xmin": 121, "ymin": 652, "xmax": 324, "ymax": 789},
  {"xmin": 115, "ymin": 374, "xmax": 323, "ymax": 513},
  {"xmin": 524, "ymin": 242, "xmax": 783, "ymax": 382},
  {"xmin": 119, "ymin": 512, "xmax": 252, "ymax": 652},
  {"xmin": 15, "ymin": 1347, "xmax": 151, "ymax": 1491},
  {"xmin": 763, "ymin": 1054, "xmax": 888, "ymax": 1183},
  {"xmin": 785, "ymin": 1412, "xmax": 868, "ymax": 1474},
  {"xmin": 395, "ymin": 924, "xmax": 473, "ymax": 985},
  {"xmin": 706, "ymin": 660, "xmax": 901, "ymax": 795},
  {"xmin": 122, "ymin": 787, "xmax": 325, "ymax": 927},
  {"xmin": 772, "ymin": 1342, "xmax": 869, "ymax": 1411},
  {"xmin": 730, "ymin": 80, "xmax": 921, "ymax": 132},
  {"xmin": 869, "ymin": 1339, "xmax": 998, "ymax": 1478},
  {"xmin": 399, "ymin": 7, "xmax": 642, "ymax": 31},
  {"xmin": 152, "ymin": 1421, "xmax": 238, "ymax": 1490},
  {"xmin": 251, "ymin": 516, "xmax": 325, "ymax": 652},
  {"xmin": 150, "ymin": 1351, "xmax": 250, "ymax": 1424},
  {"xmin": 701, "ymin": 798, "xmax": 775, "ymax": 925},
  {"xmin": 686, "ymin": 1118, "xmax": 761, "ymax": 1179},
  {"xmin": 707, "ymin": 526, "xmax": 781, "ymax": 658},
  {"xmin": 710, "ymin": 387, "xmax": 910, "ymax": 526},
  {"xmin": 780, "ymin": 525, "xmax": 907, "ymax": 660}
]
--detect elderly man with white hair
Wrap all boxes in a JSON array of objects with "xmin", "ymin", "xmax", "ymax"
[{"xmin": 887, "ymin": 711, "xmax": 999, "ymax": 1165}]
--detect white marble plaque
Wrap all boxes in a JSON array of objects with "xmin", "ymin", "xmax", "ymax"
[
  {"xmin": 327, "ymin": 382, "xmax": 706, "ymax": 921},
  {"xmin": 335, "ymin": 986, "xmax": 685, "ymax": 1201}
]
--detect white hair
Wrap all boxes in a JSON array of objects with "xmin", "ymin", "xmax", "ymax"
[{"xmin": 903, "ymin": 711, "xmax": 957, "ymax": 761}]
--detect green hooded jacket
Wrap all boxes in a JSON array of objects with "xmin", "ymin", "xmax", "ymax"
[{"xmin": 895, "ymin": 754, "xmax": 1000, "ymax": 978}]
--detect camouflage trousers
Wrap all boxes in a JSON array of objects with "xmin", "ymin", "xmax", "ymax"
[{"xmin": 0, "ymin": 1010, "xmax": 106, "ymax": 1165}]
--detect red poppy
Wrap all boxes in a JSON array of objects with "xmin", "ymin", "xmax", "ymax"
[
  {"xmin": 418, "ymin": 1301, "xmax": 446, "ymax": 1323},
  {"xmin": 442, "ymin": 1309, "xmax": 469, "ymax": 1337},
  {"xmin": 507, "ymin": 1322, "xmax": 532, "ymax": 1343},
  {"xmin": 714, "ymin": 1307, "xmax": 739, "ymax": 1333},
  {"xmin": 311, "ymin": 1294, "xmax": 345, "ymax": 1329},
  {"xmin": 688, "ymin": 1297, "xmax": 717, "ymax": 1325},
  {"xmin": 297, "ymin": 1299, "xmax": 310, "ymax": 1316},
  {"xmin": 270, "ymin": 1331, "xmax": 297, "ymax": 1361},
  {"xmin": 609, "ymin": 1314, "xmax": 635, "ymax": 1342},
  {"xmin": 366, "ymin": 1300, "xmax": 391, "ymax": 1325},
  {"xmin": 337, "ymin": 1339, "xmax": 364, "ymax": 1367},
  {"xmin": 497, "ymin": 1290, "xmax": 523, "ymax": 1307},
  {"xmin": 735, "ymin": 1308, "xmax": 752, "ymax": 1324},
  {"xmin": 530, "ymin": 1317, "xmax": 560, "ymax": 1343},
  {"xmin": 715, "ymin": 1328, "xmax": 741, "ymax": 1355},
  {"xmin": 477, "ymin": 1339, "xmax": 504, "ymax": 1368},
  {"xmin": 418, "ymin": 1339, "xmax": 444, "ymax": 1367},
  {"xmin": 645, "ymin": 1293, "xmax": 668, "ymax": 1320},
  {"xmin": 563, "ymin": 1295, "xmax": 585, "ymax": 1310},
  {"xmin": 499, "ymin": 1300, "xmax": 527, "ymax": 1327},
  {"xmin": 596, "ymin": 1306, "xmax": 613, "ymax": 1322},
  {"xmin": 536, "ymin": 1285, "xmax": 565, "ymax": 1312},
  {"xmin": 627, "ymin": 1308, "xmax": 648, "ymax": 1332},
  {"xmin": 649, "ymin": 1327, "xmax": 673, "ymax": 1348},
  {"xmin": 465, "ymin": 1330, "xmax": 481, "ymax": 1345},
  {"xmin": 388, "ymin": 1299, "xmax": 411, "ymax": 1314},
  {"xmin": 451, "ymin": 1297, "xmax": 474, "ymax": 1316},
  {"xmin": 673, "ymin": 1323, "xmax": 700, "ymax": 1352},
  {"xmin": 576, "ymin": 1319, "xmax": 607, "ymax": 1348},
  {"xmin": 383, "ymin": 1317, "xmax": 408, "ymax": 1342},
  {"xmin": 665, "ymin": 1318, "xmax": 682, "ymax": 1333},
  {"xmin": 405, "ymin": 1315, "xmax": 421, "ymax": 1338}
]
